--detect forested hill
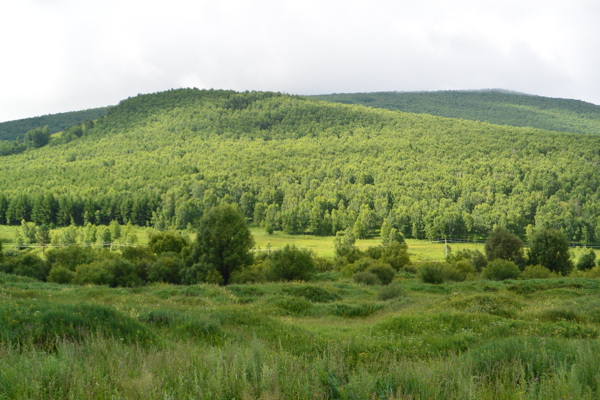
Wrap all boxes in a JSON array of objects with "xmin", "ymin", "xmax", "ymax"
[
  {"xmin": 310, "ymin": 90, "xmax": 600, "ymax": 135},
  {"xmin": 0, "ymin": 88, "xmax": 599, "ymax": 244},
  {"xmin": 0, "ymin": 107, "xmax": 109, "ymax": 141}
]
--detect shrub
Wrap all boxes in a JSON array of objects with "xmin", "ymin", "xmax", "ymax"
[
  {"xmin": 453, "ymin": 260, "xmax": 476, "ymax": 280},
  {"xmin": 9, "ymin": 252, "xmax": 50, "ymax": 281},
  {"xmin": 46, "ymin": 245, "xmax": 97, "ymax": 271},
  {"xmin": 282, "ymin": 285, "xmax": 341, "ymax": 303},
  {"xmin": 418, "ymin": 263, "xmax": 446, "ymax": 284},
  {"xmin": 230, "ymin": 268, "xmax": 267, "ymax": 284},
  {"xmin": 267, "ymin": 245, "xmax": 316, "ymax": 281},
  {"xmin": 576, "ymin": 249, "xmax": 596, "ymax": 271},
  {"xmin": 146, "ymin": 252, "xmax": 183, "ymax": 284},
  {"xmin": 148, "ymin": 231, "xmax": 190, "ymax": 255},
  {"xmin": 73, "ymin": 261, "xmax": 114, "ymax": 285},
  {"xmin": 520, "ymin": 264, "xmax": 551, "ymax": 279},
  {"xmin": 367, "ymin": 263, "xmax": 396, "ymax": 285},
  {"xmin": 381, "ymin": 242, "xmax": 411, "ymax": 270},
  {"xmin": 481, "ymin": 259, "xmax": 520, "ymax": 281},
  {"xmin": 354, "ymin": 271, "xmax": 380, "ymax": 285},
  {"xmin": 377, "ymin": 283, "xmax": 404, "ymax": 300},
  {"xmin": 47, "ymin": 265, "xmax": 75, "ymax": 284}
]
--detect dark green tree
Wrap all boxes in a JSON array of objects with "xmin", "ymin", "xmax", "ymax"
[
  {"xmin": 484, "ymin": 227, "xmax": 525, "ymax": 266},
  {"xmin": 528, "ymin": 228, "xmax": 573, "ymax": 275},
  {"xmin": 24, "ymin": 126, "xmax": 50, "ymax": 148},
  {"xmin": 576, "ymin": 249, "xmax": 596, "ymax": 271},
  {"xmin": 190, "ymin": 205, "xmax": 254, "ymax": 285}
]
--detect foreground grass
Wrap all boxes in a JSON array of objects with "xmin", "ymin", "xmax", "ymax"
[{"xmin": 1, "ymin": 273, "xmax": 600, "ymax": 399}]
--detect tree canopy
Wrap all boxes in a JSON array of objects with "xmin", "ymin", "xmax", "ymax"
[{"xmin": 190, "ymin": 205, "xmax": 254, "ymax": 285}]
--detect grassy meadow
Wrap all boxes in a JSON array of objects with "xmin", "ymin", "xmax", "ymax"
[
  {"xmin": 2, "ymin": 273, "xmax": 600, "ymax": 398},
  {"xmin": 2, "ymin": 225, "xmax": 600, "ymax": 398}
]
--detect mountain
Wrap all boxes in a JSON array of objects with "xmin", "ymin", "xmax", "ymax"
[
  {"xmin": 0, "ymin": 88, "xmax": 598, "ymax": 244},
  {"xmin": 0, "ymin": 107, "xmax": 109, "ymax": 141},
  {"xmin": 310, "ymin": 90, "xmax": 600, "ymax": 135}
]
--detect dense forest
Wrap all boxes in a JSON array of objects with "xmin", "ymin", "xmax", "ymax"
[
  {"xmin": 311, "ymin": 90, "xmax": 600, "ymax": 135},
  {"xmin": 0, "ymin": 107, "xmax": 108, "ymax": 141},
  {"xmin": 0, "ymin": 88, "xmax": 599, "ymax": 244}
]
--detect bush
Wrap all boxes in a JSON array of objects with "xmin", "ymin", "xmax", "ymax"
[
  {"xmin": 576, "ymin": 249, "xmax": 596, "ymax": 271},
  {"xmin": 418, "ymin": 263, "xmax": 446, "ymax": 284},
  {"xmin": 267, "ymin": 245, "xmax": 316, "ymax": 281},
  {"xmin": 8, "ymin": 252, "xmax": 50, "ymax": 281},
  {"xmin": 454, "ymin": 260, "xmax": 476, "ymax": 279},
  {"xmin": 377, "ymin": 283, "xmax": 405, "ymax": 300},
  {"xmin": 521, "ymin": 264, "xmax": 551, "ymax": 279},
  {"xmin": 47, "ymin": 265, "xmax": 75, "ymax": 284},
  {"xmin": 282, "ymin": 285, "xmax": 341, "ymax": 303},
  {"xmin": 367, "ymin": 263, "xmax": 396, "ymax": 285},
  {"xmin": 481, "ymin": 259, "xmax": 520, "ymax": 281},
  {"xmin": 146, "ymin": 252, "xmax": 183, "ymax": 284},
  {"xmin": 230, "ymin": 268, "xmax": 267, "ymax": 284},
  {"xmin": 46, "ymin": 245, "xmax": 97, "ymax": 271},
  {"xmin": 354, "ymin": 271, "xmax": 380, "ymax": 285}
]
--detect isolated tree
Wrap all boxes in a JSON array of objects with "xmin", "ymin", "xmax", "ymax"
[
  {"xmin": 484, "ymin": 227, "xmax": 525, "ymax": 266},
  {"xmin": 528, "ymin": 228, "xmax": 572, "ymax": 275},
  {"xmin": 576, "ymin": 249, "xmax": 596, "ymax": 271},
  {"xmin": 190, "ymin": 205, "xmax": 254, "ymax": 285}
]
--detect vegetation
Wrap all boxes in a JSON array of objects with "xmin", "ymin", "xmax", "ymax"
[
  {"xmin": 0, "ymin": 106, "xmax": 108, "ymax": 140},
  {"xmin": 2, "ymin": 273, "xmax": 600, "ymax": 398},
  {"xmin": 0, "ymin": 89, "xmax": 597, "ymax": 246},
  {"xmin": 311, "ymin": 89, "xmax": 600, "ymax": 135}
]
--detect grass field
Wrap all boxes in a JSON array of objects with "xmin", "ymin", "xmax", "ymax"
[{"xmin": 1, "ymin": 273, "xmax": 600, "ymax": 399}]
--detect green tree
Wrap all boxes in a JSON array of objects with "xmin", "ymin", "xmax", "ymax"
[
  {"xmin": 576, "ymin": 249, "xmax": 596, "ymax": 271},
  {"xmin": 528, "ymin": 228, "xmax": 573, "ymax": 275},
  {"xmin": 190, "ymin": 205, "xmax": 254, "ymax": 285},
  {"xmin": 484, "ymin": 227, "xmax": 525, "ymax": 266},
  {"xmin": 24, "ymin": 126, "xmax": 50, "ymax": 148}
]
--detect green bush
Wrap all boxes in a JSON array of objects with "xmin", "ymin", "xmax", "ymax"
[
  {"xmin": 47, "ymin": 265, "xmax": 75, "ymax": 284},
  {"xmin": 418, "ymin": 263, "xmax": 447, "ymax": 284},
  {"xmin": 377, "ymin": 283, "xmax": 405, "ymax": 300},
  {"xmin": 481, "ymin": 259, "xmax": 520, "ymax": 281},
  {"xmin": 9, "ymin": 252, "xmax": 50, "ymax": 281},
  {"xmin": 282, "ymin": 285, "xmax": 341, "ymax": 303},
  {"xmin": 230, "ymin": 268, "xmax": 267, "ymax": 284},
  {"xmin": 146, "ymin": 252, "xmax": 183, "ymax": 284},
  {"xmin": 353, "ymin": 271, "xmax": 380, "ymax": 285},
  {"xmin": 266, "ymin": 245, "xmax": 316, "ymax": 281},
  {"xmin": 367, "ymin": 264, "xmax": 396, "ymax": 285},
  {"xmin": 520, "ymin": 264, "xmax": 551, "ymax": 279},
  {"xmin": 576, "ymin": 249, "xmax": 596, "ymax": 271}
]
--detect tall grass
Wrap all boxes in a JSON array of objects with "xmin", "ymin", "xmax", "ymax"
[{"xmin": 1, "ymin": 278, "xmax": 600, "ymax": 398}]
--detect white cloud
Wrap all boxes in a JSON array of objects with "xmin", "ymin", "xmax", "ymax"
[{"xmin": 0, "ymin": 0, "xmax": 598, "ymax": 122}]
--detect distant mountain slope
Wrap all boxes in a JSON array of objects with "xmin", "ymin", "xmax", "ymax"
[
  {"xmin": 310, "ymin": 90, "xmax": 600, "ymax": 135},
  {"xmin": 0, "ymin": 89, "xmax": 598, "ymax": 244},
  {"xmin": 0, "ymin": 107, "xmax": 109, "ymax": 140}
]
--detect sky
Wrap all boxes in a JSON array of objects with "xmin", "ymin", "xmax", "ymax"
[{"xmin": 1, "ymin": 0, "xmax": 599, "ymax": 122}]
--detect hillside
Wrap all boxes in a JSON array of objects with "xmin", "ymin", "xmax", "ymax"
[
  {"xmin": 311, "ymin": 90, "xmax": 600, "ymax": 135},
  {"xmin": 0, "ymin": 107, "xmax": 109, "ymax": 141},
  {"xmin": 0, "ymin": 88, "xmax": 599, "ymax": 244}
]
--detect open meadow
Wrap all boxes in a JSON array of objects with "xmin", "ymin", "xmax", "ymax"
[{"xmin": 2, "ymin": 270, "xmax": 600, "ymax": 399}]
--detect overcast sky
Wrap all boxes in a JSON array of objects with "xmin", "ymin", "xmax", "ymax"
[{"xmin": 1, "ymin": 0, "xmax": 598, "ymax": 122}]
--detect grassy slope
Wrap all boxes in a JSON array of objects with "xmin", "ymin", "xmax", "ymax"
[
  {"xmin": 1, "ymin": 275, "xmax": 600, "ymax": 398},
  {"xmin": 311, "ymin": 90, "xmax": 600, "ymax": 135}
]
